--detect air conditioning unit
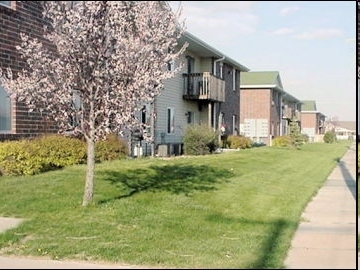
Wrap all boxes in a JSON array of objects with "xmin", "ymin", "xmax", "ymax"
[
  {"xmin": 157, "ymin": 144, "xmax": 168, "ymax": 157},
  {"xmin": 133, "ymin": 145, "xmax": 143, "ymax": 157}
]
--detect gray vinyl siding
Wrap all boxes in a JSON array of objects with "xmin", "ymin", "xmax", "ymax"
[
  {"xmin": 154, "ymin": 55, "xmax": 198, "ymax": 146},
  {"xmin": 154, "ymin": 53, "xmax": 214, "ymax": 147},
  {"xmin": 199, "ymin": 58, "xmax": 212, "ymax": 73}
]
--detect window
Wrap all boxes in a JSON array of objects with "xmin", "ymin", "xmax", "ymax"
[
  {"xmin": 135, "ymin": 103, "xmax": 150, "ymax": 125},
  {"xmin": 167, "ymin": 107, "xmax": 174, "ymax": 133},
  {"xmin": 232, "ymin": 114, "xmax": 237, "ymax": 135},
  {"xmin": 70, "ymin": 90, "xmax": 82, "ymax": 127},
  {"xmin": 0, "ymin": 86, "xmax": 12, "ymax": 132},
  {"xmin": 167, "ymin": 47, "xmax": 176, "ymax": 72},
  {"xmin": 186, "ymin": 111, "xmax": 193, "ymax": 124},
  {"xmin": 167, "ymin": 60, "xmax": 175, "ymax": 71},
  {"xmin": 0, "ymin": 1, "xmax": 16, "ymax": 9},
  {"xmin": 186, "ymin": 56, "xmax": 194, "ymax": 74},
  {"xmin": 232, "ymin": 68, "xmax": 236, "ymax": 91},
  {"xmin": 0, "ymin": 1, "xmax": 10, "ymax": 7},
  {"xmin": 141, "ymin": 106, "xmax": 147, "ymax": 124}
]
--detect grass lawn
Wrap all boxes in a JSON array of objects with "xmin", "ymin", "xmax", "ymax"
[{"xmin": 0, "ymin": 140, "xmax": 352, "ymax": 268}]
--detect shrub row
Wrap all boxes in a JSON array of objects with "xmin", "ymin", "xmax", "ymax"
[
  {"xmin": 273, "ymin": 131, "xmax": 337, "ymax": 147},
  {"xmin": 0, "ymin": 134, "xmax": 128, "ymax": 176},
  {"xmin": 272, "ymin": 135, "xmax": 292, "ymax": 147},
  {"xmin": 225, "ymin": 135, "xmax": 253, "ymax": 149},
  {"xmin": 95, "ymin": 133, "xmax": 128, "ymax": 162}
]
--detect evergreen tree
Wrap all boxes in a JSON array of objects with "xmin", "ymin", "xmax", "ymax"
[{"xmin": 289, "ymin": 117, "xmax": 303, "ymax": 149}]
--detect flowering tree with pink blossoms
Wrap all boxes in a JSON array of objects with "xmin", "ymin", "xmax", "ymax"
[{"xmin": 0, "ymin": 1, "xmax": 187, "ymax": 206}]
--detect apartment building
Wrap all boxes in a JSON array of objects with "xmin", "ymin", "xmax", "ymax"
[
  {"xmin": 300, "ymin": 100, "xmax": 326, "ymax": 142},
  {"xmin": 138, "ymin": 31, "xmax": 249, "ymax": 156},
  {"xmin": 239, "ymin": 71, "xmax": 301, "ymax": 146}
]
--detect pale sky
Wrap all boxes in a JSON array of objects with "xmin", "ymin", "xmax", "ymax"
[{"xmin": 169, "ymin": 1, "xmax": 356, "ymax": 121}]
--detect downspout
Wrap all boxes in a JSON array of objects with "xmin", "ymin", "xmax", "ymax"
[
  {"xmin": 295, "ymin": 101, "xmax": 301, "ymax": 132},
  {"xmin": 280, "ymin": 92, "xmax": 288, "ymax": 136},
  {"xmin": 213, "ymin": 56, "xmax": 225, "ymax": 77}
]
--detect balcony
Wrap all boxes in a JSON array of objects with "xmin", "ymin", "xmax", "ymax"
[
  {"xmin": 282, "ymin": 107, "xmax": 293, "ymax": 119},
  {"xmin": 182, "ymin": 72, "xmax": 225, "ymax": 102},
  {"xmin": 282, "ymin": 107, "xmax": 301, "ymax": 121}
]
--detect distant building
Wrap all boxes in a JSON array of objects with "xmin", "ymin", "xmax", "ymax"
[
  {"xmin": 300, "ymin": 100, "xmax": 326, "ymax": 142},
  {"xmin": 239, "ymin": 71, "xmax": 301, "ymax": 146},
  {"xmin": 331, "ymin": 121, "xmax": 356, "ymax": 141}
]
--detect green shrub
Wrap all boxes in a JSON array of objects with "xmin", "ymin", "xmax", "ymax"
[
  {"xmin": 272, "ymin": 136, "xmax": 292, "ymax": 147},
  {"xmin": 183, "ymin": 124, "xmax": 219, "ymax": 155},
  {"xmin": 323, "ymin": 131, "xmax": 337, "ymax": 143},
  {"xmin": 32, "ymin": 134, "xmax": 87, "ymax": 167},
  {"xmin": 0, "ymin": 140, "xmax": 45, "ymax": 176},
  {"xmin": 301, "ymin": 133, "xmax": 309, "ymax": 143},
  {"xmin": 0, "ymin": 134, "xmax": 87, "ymax": 176},
  {"xmin": 95, "ymin": 133, "xmax": 129, "ymax": 162},
  {"xmin": 227, "ymin": 135, "xmax": 253, "ymax": 149}
]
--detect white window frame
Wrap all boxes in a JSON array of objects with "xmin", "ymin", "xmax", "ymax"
[{"xmin": 167, "ymin": 60, "xmax": 175, "ymax": 72}]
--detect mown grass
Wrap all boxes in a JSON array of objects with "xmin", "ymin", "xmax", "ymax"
[{"xmin": 0, "ymin": 140, "xmax": 352, "ymax": 268}]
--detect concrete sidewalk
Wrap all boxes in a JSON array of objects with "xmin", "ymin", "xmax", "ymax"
[
  {"xmin": 0, "ymin": 255, "xmax": 145, "ymax": 269},
  {"xmin": 284, "ymin": 142, "xmax": 357, "ymax": 269}
]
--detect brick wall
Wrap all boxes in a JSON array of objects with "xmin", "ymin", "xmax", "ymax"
[
  {"xmin": 0, "ymin": 1, "xmax": 45, "ymax": 72},
  {"xmin": 301, "ymin": 112, "xmax": 324, "ymax": 136},
  {"xmin": 0, "ymin": 1, "xmax": 58, "ymax": 141},
  {"xmin": 240, "ymin": 88, "xmax": 271, "ymax": 120},
  {"xmin": 240, "ymin": 88, "xmax": 283, "ymax": 145},
  {"xmin": 14, "ymin": 101, "xmax": 58, "ymax": 134},
  {"xmin": 301, "ymin": 113, "xmax": 316, "ymax": 129}
]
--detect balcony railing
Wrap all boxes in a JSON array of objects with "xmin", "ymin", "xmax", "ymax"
[
  {"xmin": 282, "ymin": 107, "xmax": 293, "ymax": 119},
  {"xmin": 182, "ymin": 72, "xmax": 225, "ymax": 102},
  {"xmin": 282, "ymin": 107, "xmax": 301, "ymax": 121}
]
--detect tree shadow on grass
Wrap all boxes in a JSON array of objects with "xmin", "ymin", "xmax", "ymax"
[{"xmin": 97, "ymin": 164, "xmax": 234, "ymax": 204}]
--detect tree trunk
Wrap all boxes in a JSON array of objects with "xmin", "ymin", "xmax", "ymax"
[{"xmin": 82, "ymin": 137, "xmax": 95, "ymax": 206}]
